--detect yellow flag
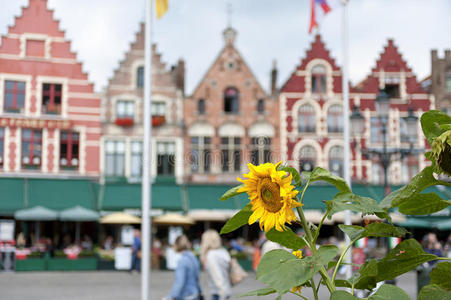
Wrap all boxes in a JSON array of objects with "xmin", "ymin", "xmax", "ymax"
[{"xmin": 156, "ymin": 0, "xmax": 168, "ymax": 19}]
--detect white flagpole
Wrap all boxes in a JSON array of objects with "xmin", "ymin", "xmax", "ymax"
[
  {"xmin": 142, "ymin": 0, "xmax": 153, "ymax": 299},
  {"xmin": 341, "ymin": 0, "xmax": 352, "ymax": 280}
]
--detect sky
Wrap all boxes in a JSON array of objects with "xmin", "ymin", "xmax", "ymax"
[{"xmin": 0, "ymin": 0, "xmax": 450, "ymax": 94}]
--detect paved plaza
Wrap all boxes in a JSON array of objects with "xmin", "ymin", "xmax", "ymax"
[{"xmin": 0, "ymin": 270, "xmax": 417, "ymax": 300}]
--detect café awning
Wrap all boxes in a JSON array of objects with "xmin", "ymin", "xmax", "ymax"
[
  {"xmin": 14, "ymin": 206, "xmax": 58, "ymax": 221},
  {"xmin": 100, "ymin": 212, "xmax": 141, "ymax": 224},
  {"xmin": 59, "ymin": 206, "xmax": 99, "ymax": 221},
  {"xmin": 153, "ymin": 213, "xmax": 195, "ymax": 226}
]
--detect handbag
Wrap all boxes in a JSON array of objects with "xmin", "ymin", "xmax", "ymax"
[{"xmin": 229, "ymin": 257, "xmax": 248, "ymax": 286}]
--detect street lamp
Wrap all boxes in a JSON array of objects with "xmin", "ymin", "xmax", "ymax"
[
  {"xmin": 350, "ymin": 105, "xmax": 364, "ymax": 137},
  {"xmin": 350, "ymin": 90, "xmax": 420, "ymax": 286},
  {"xmin": 374, "ymin": 90, "xmax": 390, "ymax": 119}
]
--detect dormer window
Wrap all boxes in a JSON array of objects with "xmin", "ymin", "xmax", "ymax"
[
  {"xmin": 137, "ymin": 66, "xmax": 144, "ymax": 88},
  {"xmin": 257, "ymin": 99, "xmax": 264, "ymax": 114},
  {"xmin": 311, "ymin": 65, "xmax": 326, "ymax": 94},
  {"xmin": 224, "ymin": 87, "xmax": 239, "ymax": 114},
  {"xmin": 384, "ymin": 75, "xmax": 400, "ymax": 98},
  {"xmin": 198, "ymin": 99, "xmax": 205, "ymax": 115}
]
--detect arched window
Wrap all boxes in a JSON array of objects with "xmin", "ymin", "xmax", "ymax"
[
  {"xmin": 224, "ymin": 87, "xmax": 239, "ymax": 114},
  {"xmin": 137, "ymin": 66, "xmax": 144, "ymax": 88},
  {"xmin": 198, "ymin": 99, "xmax": 205, "ymax": 115},
  {"xmin": 299, "ymin": 145, "xmax": 316, "ymax": 172},
  {"xmin": 257, "ymin": 99, "xmax": 264, "ymax": 114},
  {"xmin": 329, "ymin": 146, "xmax": 344, "ymax": 177},
  {"xmin": 298, "ymin": 104, "xmax": 316, "ymax": 132},
  {"xmin": 446, "ymin": 71, "xmax": 451, "ymax": 92},
  {"xmin": 327, "ymin": 105, "xmax": 343, "ymax": 132},
  {"xmin": 311, "ymin": 65, "xmax": 326, "ymax": 94}
]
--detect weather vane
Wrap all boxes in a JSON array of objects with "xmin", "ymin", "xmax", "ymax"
[{"xmin": 227, "ymin": 2, "xmax": 232, "ymax": 27}]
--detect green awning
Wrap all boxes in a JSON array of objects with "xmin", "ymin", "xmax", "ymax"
[
  {"xmin": 0, "ymin": 178, "xmax": 24, "ymax": 216},
  {"xmin": 187, "ymin": 184, "xmax": 249, "ymax": 210},
  {"xmin": 436, "ymin": 219, "xmax": 451, "ymax": 231},
  {"xmin": 15, "ymin": 206, "xmax": 58, "ymax": 221},
  {"xmin": 100, "ymin": 183, "xmax": 183, "ymax": 211},
  {"xmin": 59, "ymin": 206, "xmax": 99, "ymax": 221},
  {"xmin": 397, "ymin": 218, "xmax": 436, "ymax": 229},
  {"xmin": 27, "ymin": 179, "xmax": 97, "ymax": 210}
]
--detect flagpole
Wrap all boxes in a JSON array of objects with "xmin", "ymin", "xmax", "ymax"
[
  {"xmin": 142, "ymin": 0, "xmax": 153, "ymax": 299},
  {"xmin": 341, "ymin": 0, "xmax": 352, "ymax": 280}
]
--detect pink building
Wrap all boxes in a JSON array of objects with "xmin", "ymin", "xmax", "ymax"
[
  {"xmin": 280, "ymin": 35, "xmax": 432, "ymax": 185},
  {"xmin": 0, "ymin": 0, "xmax": 101, "ymax": 177}
]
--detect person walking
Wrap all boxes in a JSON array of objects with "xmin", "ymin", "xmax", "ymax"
[
  {"xmin": 166, "ymin": 235, "xmax": 202, "ymax": 300},
  {"xmin": 130, "ymin": 229, "xmax": 141, "ymax": 273},
  {"xmin": 200, "ymin": 230, "xmax": 232, "ymax": 300}
]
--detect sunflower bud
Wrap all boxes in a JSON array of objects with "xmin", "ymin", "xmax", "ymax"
[{"xmin": 432, "ymin": 130, "xmax": 451, "ymax": 176}]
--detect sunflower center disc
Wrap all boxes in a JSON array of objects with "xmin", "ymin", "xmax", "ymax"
[{"xmin": 260, "ymin": 178, "xmax": 283, "ymax": 213}]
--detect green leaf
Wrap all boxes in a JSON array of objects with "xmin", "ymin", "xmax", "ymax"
[
  {"xmin": 430, "ymin": 262, "xmax": 451, "ymax": 290},
  {"xmin": 368, "ymin": 284, "xmax": 411, "ymax": 300},
  {"xmin": 305, "ymin": 167, "xmax": 351, "ymax": 193},
  {"xmin": 338, "ymin": 225, "xmax": 365, "ymax": 241},
  {"xmin": 376, "ymin": 239, "xmax": 438, "ymax": 282},
  {"xmin": 314, "ymin": 244, "xmax": 339, "ymax": 266},
  {"xmin": 330, "ymin": 290, "xmax": 359, "ymax": 300},
  {"xmin": 418, "ymin": 284, "xmax": 451, "ymax": 300},
  {"xmin": 355, "ymin": 259, "xmax": 379, "ymax": 290},
  {"xmin": 220, "ymin": 204, "xmax": 252, "ymax": 234},
  {"xmin": 237, "ymin": 287, "xmax": 276, "ymax": 297},
  {"xmin": 326, "ymin": 192, "xmax": 387, "ymax": 219},
  {"xmin": 398, "ymin": 193, "xmax": 451, "ymax": 215},
  {"xmin": 361, "ymin": 223, "xmax": 409, "ymax": 238},
  {"xmin": 257, "ymin": 250, "xmax": 317, "ymax": 293},
  {"xmin": 381, "ymin": 167, "xmax": 451, "ymax": 209},
  {"xmin": 334, "ymin": 279, "xmax": 353, "ymax": 288},
  {"xmin": 356, "ymin": 239, "xmax": 438, "ymax": 290},
  {"xmin": 266, "ymin": 227, "xmax": 307, "ymax": 250},
  {"xmin": 278, "ymin": 165, "xmax": 302, "ymax": 186},
  {"xmin": 220, "ymin": 184, "xmax": 245, "ymax": 201},
  {"xmin": 421, "ymin": 110, "xmax": 451, "ymax": 145}
]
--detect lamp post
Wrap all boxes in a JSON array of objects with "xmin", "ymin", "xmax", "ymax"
[{"xmin": 350, "ymin": 90, "xmax": 419, "ymax": 286}]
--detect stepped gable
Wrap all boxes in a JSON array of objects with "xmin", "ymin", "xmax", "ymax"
[
  {"xmin": 107, "ymin": 22, "xmax": 174, "ymax": 89},
  {"xmin": 190, "ymin": 27, "xmax": 266, "ymax": 97},
  {"xmin": 282, "ymin": 34, "xmax": 341, "ymax": 93},
  {"xmin": 0, "ymin": 0, "xmax": 90, "ymax": 82},
  {"xmin": 357, "ymin": 39, "xmax": 425, "ymax": 94}
]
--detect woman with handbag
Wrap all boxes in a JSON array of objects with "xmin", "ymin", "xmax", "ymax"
[
  {"xmin": 200, "ymin": 230, "xmax": 232, "ymax": 300},
  {"xmin": 166, "ymin": 235, "xmax": 202, "ymax": 300}
]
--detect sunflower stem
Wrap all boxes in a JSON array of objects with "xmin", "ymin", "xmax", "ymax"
[
  {"xmin": 313, "ymin": 208, "xmax": 330, "ymax": 245},
  {"xmin": 296, "ymin": 206, "xmax": 336, "ymax": 293},
  {"xmin": 310, "ymin": 279, "xmax": 319, "ymax": 300},
  {"xmin": 332, "ymin": 239, "xmax": 356, "ymax": 283}
]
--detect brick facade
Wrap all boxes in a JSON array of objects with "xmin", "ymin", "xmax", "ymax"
[
  {"xmin": 0, "ymin": 0, "xmax": 101, "ymax": 177},
  {"xmin": 184, "ymin": 27, "xmax": 280, "ymax": 183},
  {"xmin": 281, "ymin": 35, "xmax": 433, "ymax": 185},
  {"xmin": 102, "ymin": 23, "xmax": 184, "ymax": 183},
  {"xmin": 430, "ymin": 49, "xmax": 451, "ymax": 114}
]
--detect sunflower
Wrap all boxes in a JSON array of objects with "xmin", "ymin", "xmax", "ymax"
[
  {"xmin": 291, "ymin": 250, "xmax": 303, "ymax": 294},
  {"xmin": 432, "ymin": 130, "xmax": 451, "ymax": 176},
  {"xmin": 237, "ymin": 162, "xmax": 301, "ymax": 232}
]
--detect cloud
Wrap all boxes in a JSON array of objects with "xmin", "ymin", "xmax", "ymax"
[{"xmin": 0, "ymin": 0, "xmax": 450, "ymax": 94}]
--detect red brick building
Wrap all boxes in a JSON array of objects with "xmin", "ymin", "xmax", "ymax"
[
  {"xmin": 184, "ymin": 27, "xmax": 279, "ymax": 183},
  {"xmin": 0, "ymin": 0, "xmax": 101, "ymax": 177},
  {"xmin": 280, "ymin": 35, "xmax": 432, "ymax": 185}
]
